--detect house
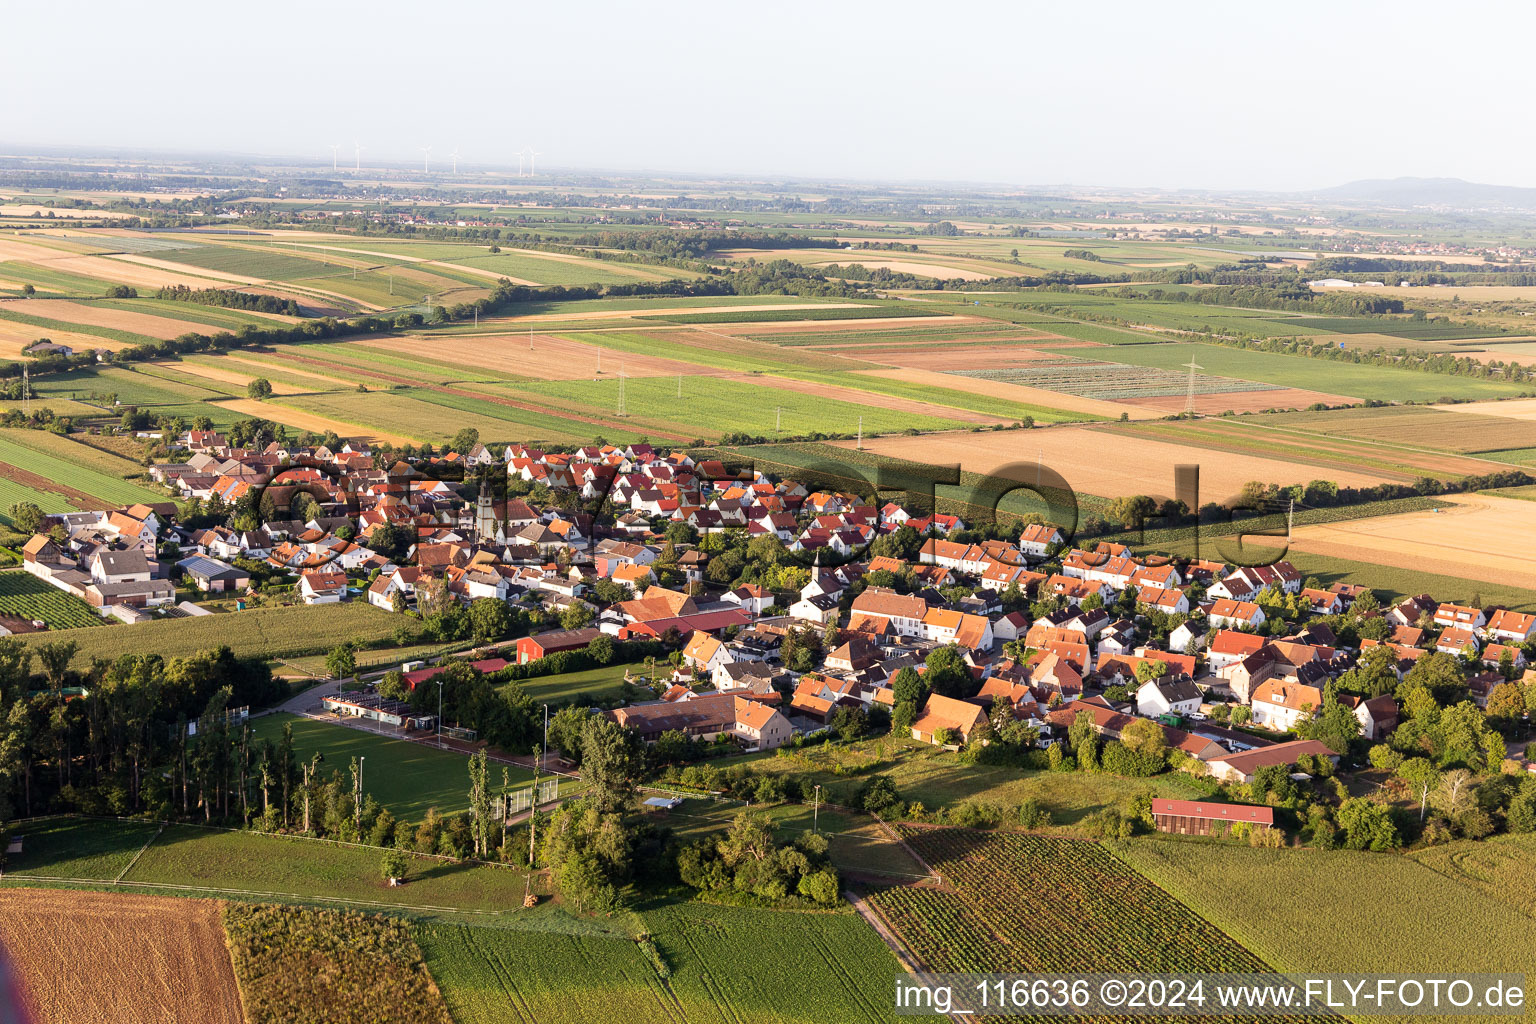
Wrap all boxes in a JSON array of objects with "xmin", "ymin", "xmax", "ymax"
[
  {"xmin": 1136, "ymin": 677, "xmax": 1202, "ymax": 718},
  {"xmin": 1434, "ymin": 602, "xmax": 1486, "ymax": 630},
  {"xmin": 733, "ymin": 695, "xmax": 792, "ymax": 751},
  {"xmin": 682, "ymin": 630, "xmax": 734, "ymax": 674},
  {"xmin": 1342, "ymin": 694, "xmax": 1399, "ymax": 741},
  {"xmin": 1207, "ymin": 630, "xmax": 1268, "ymax": 671},
  {"xmin": 712, "ymin": 660, "xmax": 782, "ymax": 694},
  {"xmin": 298, "ymin": 571, "xmax": 348, "ymax": 604},
  {"xmin": 722, "ymin": 584, "xmax": 775, "ymax": 616},
  {"xmin": 90, "ymin": 548, "xmax": 154, "ymax": 585},
  {"xmin": 910, "ymin": 693, "xmax": 988, "ymax": 746},
  {"xmin": 789, "ymin": 593, "xmax": 840, "ymax": 624},
  {"xmin": 850, "ymin": 587, "xmax": 929, "ymax": 637},
  {"xmin": 84, "ymin": 578, "xmax": 174, "ymax": 611},
  {"xmin": 1485, "ymin": 609, "xmax": 1536, "ymax": 644},
  {"xmin": 1169, "ymin": 621, "xmax": 1206, "ymax": 654},
  {"xmin": 176, "ymin": 555, "xmax": 250, "ymax": 592},
  {"xmin": 1017, "ymin": 523, "xmax": 1063, "ymax": 559},
  {"xmin": 1151, "ymin": 799, "xmax": 1273, "ymax": 836},
  {"xmin": 1436, "ymin": 627, "xmax": 1479, "ymax": 657},
  {"xmin": 1205, "ymin": 739, "xmax": 1339, "ymax": 784},
  {"xmin": 1387, "ymin": 594, "xmax": 1437, "ymax": 628},
  {"xmin": 992, "ymin": 611, "xmax": 1030, "ymax": 643},
  {"xmin": 1249, "ymin": 680, "xmax": 1324, "ymax": 732},
  {"xmin": 516, "ymin": 627, "xmax": 603, "ymax": 664},
  {"xmin": 1207, "ymin": 598, "xmax": 1265, "ymax": 631}
]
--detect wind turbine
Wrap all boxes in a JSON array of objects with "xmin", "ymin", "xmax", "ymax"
[
  {"xmin": 420, "ymin": 146, "xmax": 433, "ymax": 174},
  {"xmin": 329, "ymin": 144, "xmax": 339, "ymax": 171},
  {"xmin": 449, "ymin": 149, "xmax": 460, "ymax": 175},
  {"xmin": 353, "ymin": 141, "xmax": 364, "ymax": 171},
  {"xmin": 515, "ymin": 148, "xmax": 529, "ymax": 177},
  {"xmin": 527, "ymin": 148, "xmax": 543, "ymax": 176}
]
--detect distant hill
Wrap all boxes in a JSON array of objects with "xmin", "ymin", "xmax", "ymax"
[{"xmin": 1313, "ymin": 177, "xmax": 1536, "ymax": 208}]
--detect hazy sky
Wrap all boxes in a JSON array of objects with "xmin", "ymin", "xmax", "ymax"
[{"xmin": 5, "ymin": 0, "xmax": 1530, "ymax": 191}]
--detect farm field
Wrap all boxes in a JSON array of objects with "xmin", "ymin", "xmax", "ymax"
[
  {"xmin": 1112, "ymin": 838, "xmax": 1536, "ymax": 991},
  {"xmin": 497, "ymin": 374, "xmax": 975, "ymax": 437},
  {"xmin": 1407, "ymin": 834, "xmax": 1536, "ymax": 916},
  {"xmin": 18, "ymin": 601, "xmax": 402, "ymax": 668},
  {"xmin": 1257, "ymin": 404, "xmax": 1536, "ymax": 454},
  {"xmin": 838, "ymin": 424, "xmax": 1398, "ymax": 504},
  {"xmin": 0, "ymin": 426, "xmax": 152, "ymax": 478},
  {"xmin": 273, "ymin": 388, "xmax": 634, "ymax": 446},
  {"xmin": 1286, "ymin": 494, "xmax": 1536, "ymax": 591},
  {"xmin": 1060, "ymin": 342, "xmax": 1528, "ymax": 402},
  {"xmin": 248, "ymin": 713, "xmax": 539, "ymax": 820},
  {"xmin": 0, "ymin": 433, "xmax": 165, "ymax": 506},
  {"xmin": 224, "ymin": 902, "xmax": 452, "ymax": 1024},
  {"xmin": 1096, "ymin": 418, "xmax": 1512, "ymax": 482},
  {"xmin": 868, "ymin": 829, "xmax": 1307, "ymax": 1005},
  {"xmin": 212, "ymin": 396, "xmax": 420, "ymax": 445},
  {"xmin": 0, "ymin": 569, "xmax": 102, "ymax": 628},
  {"xmin": 0, "ymin": 889, "xmax": 244, "ymax": 1024},
  {"xmin": 419, "ymin": 902, "xmax": 913, "ymax": 1024},
  {"xmin": 1281, "ymin": 550, "xmax": 1536, "ymax": 613}
]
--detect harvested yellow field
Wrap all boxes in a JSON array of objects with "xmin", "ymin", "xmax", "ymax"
[
  {"xmin": 223, "ymin": 353, "xmax": 359, "ymax": 388},
  {"xmin": 153, "ymin": 360, "xmax": 307, "ymax": 394},
  {"xmin": 0, "ymin": 889, "xmax": 243, "ymax": 1024},
  {"xmin": 1289, "ymin": 495, "xmax": 1536, "ymax": 589},
  {"xmin": 1434, "ymin": 398, "xmax": 1536, "ymax": 421},
  {"xmin": 1312, "ymin": 283, "xmax": 1536, "ymax": 298},
  {"xmin": 839, "ymin": 424, "xmax": 1395, "ymax": 501},
  {"xmin": 6, "ymin": 298, "xmax": 210, "ymax": 340},
  {"xmin": 0, "ymin": 319, "xmax": 120, "ymax": 359},
  {"xmin": 359, "ymin": 332, "xmax": 714, "ymax": 380},
  {"xmin": 18, "ymin": 254, "xmax": 239, "ymax": 290},
  {"xmin": 0, "ymin": 204, "xmax": 136, "ymax": 219},
  {"xmin": 857, "ymin": 367, "xmax": 1163, "ymax": 421},
  {"xmin": 210, "ymin": 398, "xmax": 416, "ymax": 445}
]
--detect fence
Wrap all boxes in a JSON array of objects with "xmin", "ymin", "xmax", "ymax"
[{"xmin": 496, "ymin": 778, "xmax": 559, "ymax": 819}]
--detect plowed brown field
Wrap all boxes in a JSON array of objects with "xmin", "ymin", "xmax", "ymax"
[{"xmin": 0, "ymin": 889, "xmax": 243, "ymax": 1024}]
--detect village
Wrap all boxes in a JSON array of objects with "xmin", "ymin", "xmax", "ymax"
[{"xmin": 11, "ymin": 425, "xmax": 1535, "ymax": 842}]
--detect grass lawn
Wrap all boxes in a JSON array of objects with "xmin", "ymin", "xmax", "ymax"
[
  {"xmin": 661, "ymin": 796, "xmax": 930, "ymax": 880},
  {"xmin": 726, "ymin": 737, "xmax": 1206, "ymax": 826},
  {"xmin": 249, "ymin": 713, "xmax": 538, "ymax": 819},
  {"xmin": 507, "ymin": 663, "xmax": 638, "ymax": 706},
  {"xmin": 117, "ymin": 824, "xmax": 545, "ymax": 921},
  {"xmin": 2, "ymin": 816, "xmax": 159, "ymax": 880}
]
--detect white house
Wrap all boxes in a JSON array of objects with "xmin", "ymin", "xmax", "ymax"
[{"xmin": 1136, "ymin": 678, "xmax": 1202, "ymax": 718}]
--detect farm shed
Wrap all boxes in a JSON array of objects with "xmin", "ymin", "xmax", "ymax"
[
  {"xmin": 1151, "ymin": 798, "xmax": 1273, "ymax": 836},
  {"xmin": 516, "ymin": 627, "xmax": 603, "ymax": 664}
]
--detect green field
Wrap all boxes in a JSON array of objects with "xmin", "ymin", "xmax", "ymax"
[
  {"xmin": 0, "ymin": 570, "xmax": 102, "ymax": 628},
  {"xmin": 419, "ymin": 902, "xmax": 914, "ymax": 1024},
  {"xmin": 1112, "ymin": 837, "xmax": 1536, "ymax": 986},
  {"xmin": 1064, "ymin": 342, "xmax": 1527, "ymax": 402},
  {"xmin": 1282, "ymin": 551, "xmax": 1536, "ymax": 613},
  {"xmin": 498, "ymin": 374, "xmax": 970, "ymax": 437},
  {"xmin": 0, "ymin": 478, "xmax": 75, "ymax": 526},
  {"xmin": 639, "ymin": 304, "xmax": 943, "ymax": 324},
  {"xmin": 0, "ymin": 427, "xmax": 154, "ymax": 479},
  {"xmin": 19, "ymin": 601, "xmax": 400, "ymax": 668},
  {"xmin": 249, "ymin": 714, "xmax": 539, "ymax": 820},
  {"xmin": 151, "ymin": 244, "xmax": 354, "ymax": 282}
]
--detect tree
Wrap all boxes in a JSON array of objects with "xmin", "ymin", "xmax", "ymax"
[
  {"xmin": 1396, "ymin": 757, "xmax": 1439, "ymax": 821},
  {"xmin": 378, "ymin": 670, "xmax": 409, "ymax": 702},
  {"xmin": 381, "ymin": 848, "xmax": 409, "ymax": 883},
  {"xmin": 325, "ymin": 644, "xmax": 357, "ymax": 680},
  {"xmin": 1107, "ymin": 494, "xmax": 1157, "ymax": 530},
  {"xmin": 8, "ymin": 503, "xmax": 45, "ymax": 536},
  {"xmin": 830, "ymin": 705, "xmax": 868, "ymax": 742},
  {"xmin": 1336, "ymin": 797, "xmax": 1401, "ymax": 850},
  {"xmin": 1487, "ymin": 682, "xmax": 1525, "ymax": 728},
  {"xmin": 588, "ymin": 634, "xmax": 616, "ymax": 665},
  {"xmin": 20, "ymin": 284, "xmax": 34, "ymax": 296},
  {"xmin": 560, "ymin": 603, "xmax": 595, "ymax": 630},
  {"xmin": 1119, "ymin": 718, "xmax": 1167, "ymax": 761},
  {"xmin": 35, "ymin": 640, "xmax": 77, "ymax": 692},
  {"xmin": 468, "ymin": 598, "xmax": 512, "ymax": 643},
  {"xmin": 1133, "ymin": 659, "xmax": 1168, "ymax": 684},
  {"xmin": 579, "ymin": 716, "xmax": 642, "ymax": 813},
  {"xmin": 450, "ymin": 428, "xmax": 480, "ymax": 453},
  {"xmin": 922, "ymin": 646, "xmax": 971, "ymax": 698},
  {"xmin": 1300, "ymin": 692, "xmax": 1361, "ymax": 755},
  {"xmin": 246, "ymin": 378, "xmax": 273, "ymax": 400}
]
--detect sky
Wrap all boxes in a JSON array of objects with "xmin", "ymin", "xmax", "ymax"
[{"xmin": 5, "ymin": 0, "xmax": 1532, "ymax": 191}]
